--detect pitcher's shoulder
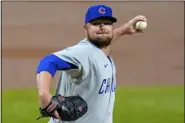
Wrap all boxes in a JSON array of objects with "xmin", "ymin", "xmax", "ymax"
[
  {"xmin": 67, "ymin": 40, "xmax": 97, "ymax": 55},
  {"xmin": 55, "ymin": 39, "xmax": 98, "ymax": 57}
]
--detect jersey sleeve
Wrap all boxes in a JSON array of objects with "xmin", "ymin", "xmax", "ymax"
[{"xmin": 52, "ymin": 46, "xmax": 91, "ymax": 80}]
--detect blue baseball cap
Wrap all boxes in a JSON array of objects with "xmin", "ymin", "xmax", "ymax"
[{"xmin": 85, "ymin": 4, "xmax": 117, "ymax": 24}]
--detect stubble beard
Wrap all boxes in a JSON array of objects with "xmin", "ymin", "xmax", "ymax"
[{"xmin": 87, "ymin": 33, "xmax": 113, "ymax": 49}]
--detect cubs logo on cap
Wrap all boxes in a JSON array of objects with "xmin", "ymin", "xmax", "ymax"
[
  {"xmin": 85, "ymin": 4, "xmax": 117, "ymax": 24},
  {"xmin": 98, "ymin": 7, "xmax": 106, "ymax": 14}
]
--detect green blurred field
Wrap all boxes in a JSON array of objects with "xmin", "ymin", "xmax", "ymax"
[{"xmin": 2, "ymin": 85, "xmax": 184, "ymax": 123}]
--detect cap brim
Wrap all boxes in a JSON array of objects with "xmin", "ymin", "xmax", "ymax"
[{"xmin": 88, "ymin": 16, "xmax": 117, "ymax": 23}]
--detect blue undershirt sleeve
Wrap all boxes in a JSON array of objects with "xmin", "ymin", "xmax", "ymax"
[{"xmin": 36, "ymin": 54, "xmax": 78, "ymax": 78}]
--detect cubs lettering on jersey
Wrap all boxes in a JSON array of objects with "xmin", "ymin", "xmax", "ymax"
[
  {"xmin": 48, "ymin": 39, "xmax": 116, "ymax": 123},
  {"xmin": 98, "ymin": 78, "xmax": 116, "ymax": 94}
]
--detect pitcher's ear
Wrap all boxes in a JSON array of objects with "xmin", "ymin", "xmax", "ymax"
[{"xmin": 84, "ymin": 24, "xmax": 87, "ymax": 30}]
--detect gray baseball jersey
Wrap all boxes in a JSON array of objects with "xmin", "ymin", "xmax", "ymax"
[{"xmin": 48, "ymin": 39, "xmax": 117, "ymax": 123}]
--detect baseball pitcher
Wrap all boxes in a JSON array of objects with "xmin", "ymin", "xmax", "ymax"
[{"xmin": 36, "ymin": 4, "xmax": 147, "ymax": 123}]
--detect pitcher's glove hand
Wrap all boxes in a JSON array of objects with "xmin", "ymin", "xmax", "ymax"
[{"xmin": 37, "ymin": 94, "xmax": 88, "ymax": 121}]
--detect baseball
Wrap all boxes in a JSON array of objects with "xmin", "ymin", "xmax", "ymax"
[{"xmin": 135, "ymin": 21, "xmax": 147, "ymax": 30}]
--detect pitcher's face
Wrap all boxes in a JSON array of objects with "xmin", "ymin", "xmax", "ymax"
[{"xmin": 85, "ymin": 18, "xmax": 114, "ymax": 48}]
